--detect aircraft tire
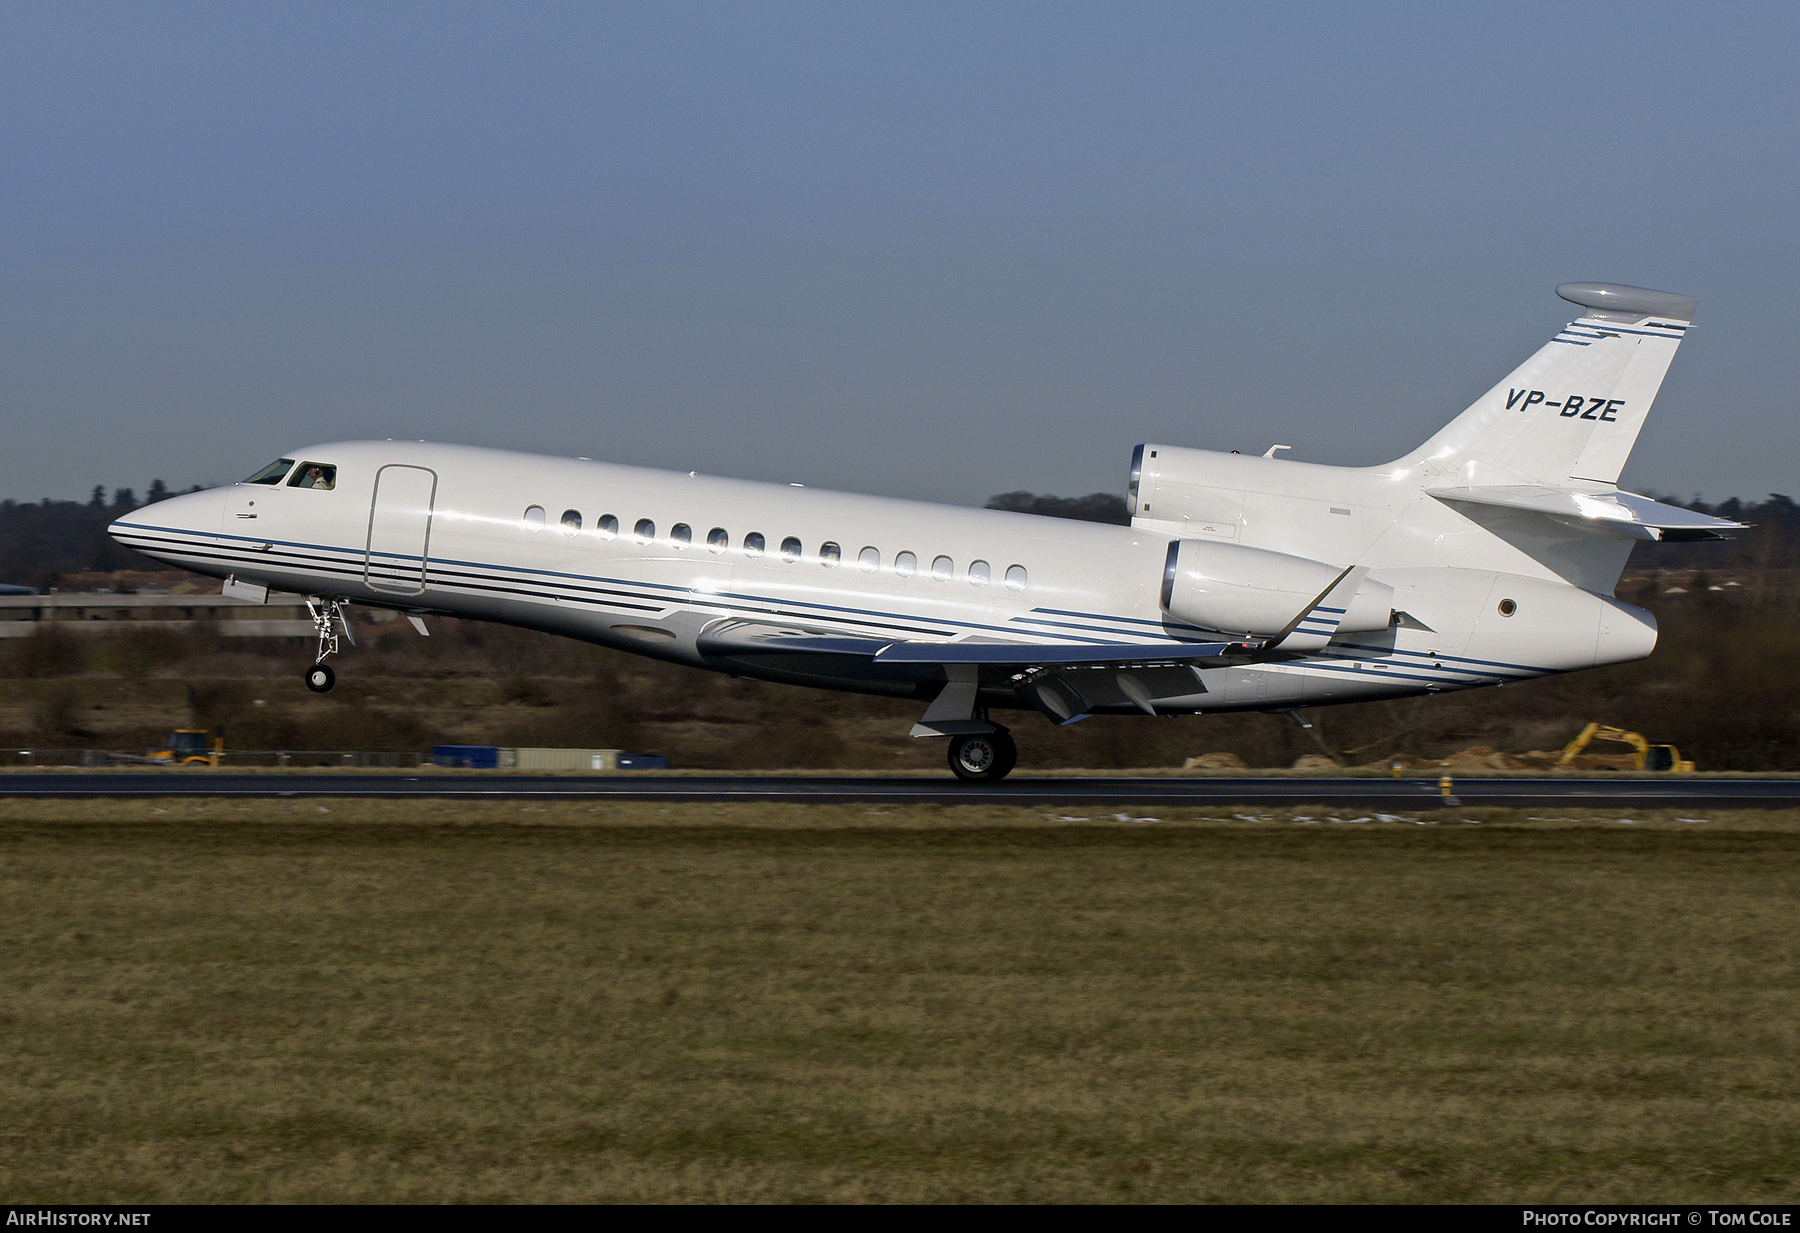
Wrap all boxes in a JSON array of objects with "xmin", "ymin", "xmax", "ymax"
[
  {"xmin": 948, "ymin": 729, "xmax": 1016, "ymax": 783},
  {"xmin": 305, "ymin": 663, "xmax": 336, "ymax": 693}
]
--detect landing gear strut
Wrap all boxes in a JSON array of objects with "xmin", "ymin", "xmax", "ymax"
[
  {"xmin": 303, "ymin": 597, "xmax": 353, "ymax": 693},
  {"xmin": 948, "ymin": 727, "xmax": 1017, "ymax": 783}
]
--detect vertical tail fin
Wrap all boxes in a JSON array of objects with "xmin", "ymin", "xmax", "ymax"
[{"xmin": 1398, "ymin": 282, "xmax": 1697, "ymax": 487}]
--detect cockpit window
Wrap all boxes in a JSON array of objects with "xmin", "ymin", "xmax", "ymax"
[
  {"xmin": 243, "ymin": 458, "xmax": 294, "ymax": 485},
  {"xmin": 288, "ymin": 463, "xmax": 337, "ymax": 490}
]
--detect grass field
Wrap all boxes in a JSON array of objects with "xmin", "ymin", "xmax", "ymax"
[{"xmin": 2, "ymin": 800, "xmax": 1797, "ymax": 1203}]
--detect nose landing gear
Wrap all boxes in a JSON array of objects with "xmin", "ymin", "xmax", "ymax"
[
  {"xmin": 303, "ymin": 597, "xmax": 353, "ymax": 693},
  {"xmin": 948, "ymin": 727, "xmax": 1017, "ymax": 783}
]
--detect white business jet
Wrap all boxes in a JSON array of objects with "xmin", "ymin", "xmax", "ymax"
[{"xmin": 110, "ymin": 282, "xmax": 1739, "ymax": 781}]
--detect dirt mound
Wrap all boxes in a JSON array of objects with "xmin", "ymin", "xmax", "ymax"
[
  {"xmin": 1182, "ymin": 752, "xmax": 1247, "ymax": 770},
  {"xmin": 1438, "ymin": 744, "xmax": 1519, "ymax": 770},
  {"xmin": 1362, "ymin": 746, "xmax": 1561, "ymax": 771}
]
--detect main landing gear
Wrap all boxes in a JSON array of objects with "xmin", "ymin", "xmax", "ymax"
[
  {"xmin": 914, "ymin": 669, "xmax": 1019, "ymax": 783},
  {"xmin": 948, "ymin": 727, "xmax": 1017, "ymax": 783},
  {"xmin": 303, "ymin": 596, "xmax": 353, "ymax": 693}
]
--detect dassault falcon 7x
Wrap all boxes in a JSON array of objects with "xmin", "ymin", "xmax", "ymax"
[{"xmin": 110, "ymin": 282, "xmax": 1739, "ymax": 781}]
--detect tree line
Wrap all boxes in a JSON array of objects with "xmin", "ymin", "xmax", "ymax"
[{"xmin": 0, "ymin": 484, "xmax": 202, "ymax": 589}]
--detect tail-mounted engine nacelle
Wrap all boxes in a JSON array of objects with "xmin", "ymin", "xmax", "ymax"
[{"xmin": 1160, "ymin": 539, "xmax": 1394, "ymax": 638}]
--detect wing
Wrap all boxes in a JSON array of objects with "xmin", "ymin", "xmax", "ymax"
[
  {"xmin": 696, "ymin": 617, "xmax": 1268, "ymax": 732},
  {"xmin": 696, "ymin": 618, "xmax": 1253, "ymax": 669},
  {"xmin": 694, "ymin": 560, "xmax": 1372, "ymax": 730},
  {"xmin": 871, "ymin": 638, "xmax": 1250, "ymax": 665}
]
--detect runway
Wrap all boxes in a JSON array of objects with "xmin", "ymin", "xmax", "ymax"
[{"xmin": 3, "ymin": 773, "xmax": 1798, "ymax": 809}]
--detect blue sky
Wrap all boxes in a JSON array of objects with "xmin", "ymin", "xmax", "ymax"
[{"xmin": 3, "ymin": 2, "xmax": 1796, "ymax": 505}]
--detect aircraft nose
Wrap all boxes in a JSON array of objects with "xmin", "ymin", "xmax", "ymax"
[{"xmin": 108, "ymin": 489, "xmax": 225, "ymax": 554}]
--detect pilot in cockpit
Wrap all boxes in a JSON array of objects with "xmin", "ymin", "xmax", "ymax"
[{"xmin": 298, "ymin": 464, "xmax": 335, "ymax": 490}]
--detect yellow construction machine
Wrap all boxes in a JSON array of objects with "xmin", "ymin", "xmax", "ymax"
[
  {"xmin": 1557, "ymin": 723, "xmax": 1694, "ymax": 772},
  {"xmin": 150, "ymin": 729, "xmax": 224, "ymax": 767}
]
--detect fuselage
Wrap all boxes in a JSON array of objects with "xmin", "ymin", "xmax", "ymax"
[{"xmin": 110, "ymin": 439, "xmax": 1657, "ymax": 719}]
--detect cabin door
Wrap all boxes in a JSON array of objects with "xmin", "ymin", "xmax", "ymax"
[{"xmin": 364, "ymin": 465, "xmax": 437, "ymax": 595}]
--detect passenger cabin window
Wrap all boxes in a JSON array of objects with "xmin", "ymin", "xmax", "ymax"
[
  {"xmin": 524, "ymin": 505, "xmax": 546, "ymax": 531},
  {"xmin": 244, "ymin": 458, "xmax": 295, "ymax": 485},
  {"xmin": 968, "ymin": 560, "xmax": 990, "ymax": 586},
  {"xmin": 671, "ymin": 523, "xmax": 692, "ymax": 546},
  {"xmin": 894, "ymin": 551, "xmax": 917, "ymax": 577},
  {"xmin": 1005, "ymin": 565, "xmax": 1027, "ymax": 591},
  {"xmin": 288, "ymin": 463, "xmax": 336, "ymax": 490},
  {"xmin": 858, "ymin": 546, "xmax": 880, "ymax": 573},
  {"xmin": 708, "ymin": 527, "xmax": 729, "ymax": 553},
  {"xmin": 931, "ymin": 555, "xmax": 953, "ymax": 581},
  {"xmin": 780, "ymin": 536, "xmax": 802, "ymax": 562},
  {"xmin": 560, "ymin": 509, "xmax": 582, "ymax": 534},
  {"xmin": 743, "ymin": 532, "xmax": 766, "ymax": 557},
  {"xmin": 634, "ymin": 519, "xmax": 655, "ymax": 544},
  {"xmin": 597, "ymin": 514, "xmax": 619, "ymax": 539},
  {"xmin": 819, "ymin": 542, "xmax": 841, "ymax": 567}
]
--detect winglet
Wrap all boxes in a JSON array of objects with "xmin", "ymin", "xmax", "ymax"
[{"xmin": 1263, "ymin": 565, "xmax": 1370, "ymax": 653}]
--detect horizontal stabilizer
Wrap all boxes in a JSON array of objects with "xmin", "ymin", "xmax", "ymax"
[{"xmin": 1429, "ymin": 486, "xmax": 1744, "ymax": 541}]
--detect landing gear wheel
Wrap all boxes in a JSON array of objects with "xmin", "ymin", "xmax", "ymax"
[
  {"xmin": 948, "ymin": 728, "xmax": 1017, "ymax": 783},
  {"xmin": 305, "ymin": 663, "xmax": 336, "ymax": 693}
]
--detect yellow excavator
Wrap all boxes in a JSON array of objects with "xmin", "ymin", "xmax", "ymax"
[
  {"xmin": 149, "ymin": 729, "xmax": 224, "ymax": 767},
  {"xmin": 1557, "ymin": 723, "xmax": 1694, "ymax": 772}
]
